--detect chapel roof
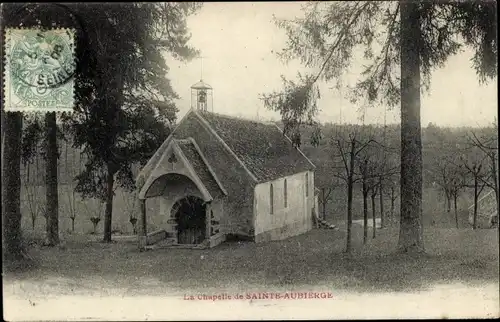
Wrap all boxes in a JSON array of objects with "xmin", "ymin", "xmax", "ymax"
[
  {"xmin": 175, "ymin": 139, "xmax": 226, "ymax": 199},
  {"xmin": 191, "ymin": 80, "xmax": 213, "ymax": 90},
  {"xmin": 197, "ymin": 111, "xmax": 315, "ymax": 182},
  {"xmin": 136, "ymin": 109, "xmax": 316, "ymax": 196}
]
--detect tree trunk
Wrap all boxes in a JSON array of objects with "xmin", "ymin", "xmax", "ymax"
[
  {"xmin": 473, "ymin": 177, "xmax": 478, "ymax": 230},
  {"xmin": 346, "ymin": 177, "xmax": 353, "ymax": 252},
  {"xmin": 390, "ymin": 186, "xmax": 396, "ymax": 220},
  {"xmin": 2, "ymin": 112, "xmax": 24, "ymax": 260},
  {"xmin": 45, "ymin": 112, "xmax": 59, "ymax": 246},
  {"xmin": 71, "ymin": 217, "xmax": 75, "ymax": 232},
  {"xmin": 31, "ymin": 216, "xmax": 36, "ymax": 230},
  {"xmin": 453, "ymin": 193, "xmax": 459, "ymax": 229},
  {"xmin": 371, "ymin": 193, "xmax": 377, "ymax": 239},
  {"xmin": 490, "ymin": 153, "xmax": 499, "ymax": 219},
  {"xmin": 322, "ymin": 188, "xmax": 327, "ymax": 220},
  {"xmin": 398, "ymin": 1, "xmax": 424, "ymax": 253},
  {"xmin": 362, "ymin": 183, "xmax": 368, "ymax": 245},
  {"xmin": 379, "ymin": 177, "xmax": 385, "ymax": 228},
  {"xmin": 103, "ymin": 163, "xmax": 115, "ymax": 242},
  {"xmin": 446, "ymin": 192, "xmax": 451, "ymax": 213},
  {"xmin": 345, "ymin": 141, "xmax": 355, "ymax": 253}
]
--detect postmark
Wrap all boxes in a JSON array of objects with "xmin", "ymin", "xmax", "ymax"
[{"xmin": 3, "ymin": 28, "xmax": 76, "ymax": 113}]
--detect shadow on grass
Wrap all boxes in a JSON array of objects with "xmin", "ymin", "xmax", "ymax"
[
  {"xmin": 3, "ymin": 228, "xmax": 499, "ymax": 295},
  {"xmin": 3, "ymin": 256, "xmax": 40, "ymax": 274}
]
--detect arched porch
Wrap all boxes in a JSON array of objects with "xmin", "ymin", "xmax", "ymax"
[
  {"xmin": 138, "ymin": 171, "xmax": 225, "ymax": 249},
  {"xmin": 141, "ymin": 172, "xmax": 211, "ymax": 247},
  {"xmin": 136, "ymin": 138, "xmax": 227, "ymax": 249}
]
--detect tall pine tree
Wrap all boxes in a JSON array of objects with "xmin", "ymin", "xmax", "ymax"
[
  {"xmin": 262, "ymin": 1, "xmax": 497, "ymax": 253},
  {"xmin": 1, "ymin": 3, "xmax": 201, "ymax": 255},
  {"xmin": 61, "ymin": 3, "xmax": 201, "ymax": 242}
]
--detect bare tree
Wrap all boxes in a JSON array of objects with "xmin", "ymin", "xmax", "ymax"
[
  {"xmin": 67, "ymin": 187, "xmax": 78, "ymax": 233},
  {"xmin": 378, "ymin": 164, "xmax": 400, "ymax": 228},
  {"xmin": 44, "ymin": 112, "xmax": 60, "ymax": 246},
  {"xmin": 318, "ymin": 187, "xmax": 335, "ymax": 221},
  {"xmin": 388, "ymin": 181, "xmax": 399, "ymax": 224},
  {"xmin": 64, "ymin": 144, "xmax": 83, "ymax": 233},
  {"xmin": 467, "ymin": 124, "xmax": 499, "ymax": 220},
  {"xmin": 438, "ymin": 154, "xmax": 468, "ymax": 228},
  {"xmin": 450, "ymin": 172, "xmax": 466, "ymax": 229},
  {"xmin": 356, "ymin": 152, "xmax": 380, "ymax": 243},
  {"xmin": 357, "ymin": 155, "xmax": 371, "ymax": 244},
  {"xmin": 380, "ymin": 129, "xmax": 401, "ymax": 229},
  {"xmin": 22, "ymin": 160, "xmax": 44, "ymax": 230},
  {"xmin": 314, "ymin": 148, "xmax": 341, "ymax": 222},
  {"xmin": 122, "ymin": 191, "xmax": 139, "ymax": 234},
  {"xmin": 379, "ymin": 176, "xmax": 385, "ymax": 228},
  {"xmin": 355, "ymin": 128, "xmax": 399, "ymax": 241},
  {"xmin": 331, "ymin": 126, "xmax": 377, "ymax": 252},
  {"xmin": 430, "ymin": 158, "xmax": 456, "ymax": 213},
  {"xmin": 449, "ymin": 155, "xmax": 468, "ymax": 229},
  {"xmin": 370, "ymin": 179, "xmax": 379, "ymax": 239},
  {"xmin": 461, "ymin": 151, "xmax": 490, "ymax": 229},
  {"xmin": 360, "ymin": 149, "xmax": 399, "ymax": 240}
]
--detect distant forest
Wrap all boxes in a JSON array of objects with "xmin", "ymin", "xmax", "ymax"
[
  {"xmin": 296, "ymin": 121, "xmax": 497, "ymax": 226},
  {"xmin": 297, "ymin": 122, "xmax": 496, "ymax": 187},
  {"xmin": 20, "ymin": 119, "xmax": 497, "ymax": 228}
]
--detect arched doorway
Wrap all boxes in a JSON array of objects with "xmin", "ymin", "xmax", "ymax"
[{"xmin": 171, "ymin": 196, "xmax": 206, "ymax": 244}]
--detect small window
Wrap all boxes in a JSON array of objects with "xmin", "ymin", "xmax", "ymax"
[
  {"xmin": 270, "ymin": 183, "xmax": 274, "ymax": 214},
  {"xmin": 305, "ymin": 172, "xmax": 309, "ymax": 197},
  {"xmin": 284, "ymin": 179, "xmax": 288, "ymax": 208}
]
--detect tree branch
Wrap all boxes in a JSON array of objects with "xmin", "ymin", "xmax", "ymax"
[{"xmin": 310, "ymin": 2, "xmax": 372, "ymax": 85}]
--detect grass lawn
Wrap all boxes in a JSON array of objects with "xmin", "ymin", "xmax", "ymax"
[{"xmin": 3, "ymin": 226, "xmax": 499, "ymax": 320}]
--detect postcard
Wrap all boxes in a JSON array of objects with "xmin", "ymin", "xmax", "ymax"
[{"xmin": 2, "ymin": 2, "xmax": 499, "ymax": 320}]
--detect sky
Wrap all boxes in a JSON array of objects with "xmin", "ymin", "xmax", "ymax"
[{"xmin": 167, "ymin": 2, "xmax": 497, "ymax": 127}]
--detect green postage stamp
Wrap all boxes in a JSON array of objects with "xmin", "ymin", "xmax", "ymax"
[{"xmin": 4, "ymin": 28, "xmax": 76, "ymax": 112}]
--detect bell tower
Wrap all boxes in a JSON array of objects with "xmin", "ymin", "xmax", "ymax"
[
  {"xmin": 190, "ymin": 80, "xmax": 213, "ymax": 112},
  {"xmin": 190, "ymin": 55, "xmax": 213, "ymax": 112}
]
